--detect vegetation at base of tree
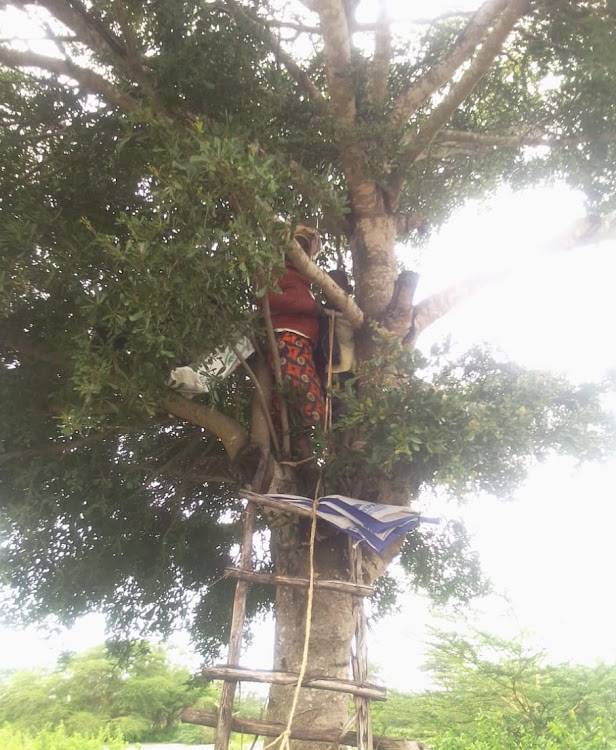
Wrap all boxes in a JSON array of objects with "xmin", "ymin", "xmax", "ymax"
[{"xmin": 0, "ymin": 723, "xmax": 127, "ymax": 750}]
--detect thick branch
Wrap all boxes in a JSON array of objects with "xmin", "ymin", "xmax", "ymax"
[
  {"xmin": 315, "ymin": 0, "xmax": 377, "ymax": 211},
  {"xmin": 366, "ymin": 0, "xmax": 391, "ymax": 108},
  {"xmin": 381, "ymin": 270, "xmax": 420, "ymax": 336},
  {"xmin": 389, "ymin": 0, "xmax": 530, "ymax": 203},
  {"xmin": 408, "ymin": 275, "xmax": 492, "ymax": 346},
  {"xmin": 112, "ymin": 0, "xmax": 165, "ymax": 115},
  {"xmin": 285, "ymin": 240, "xmax": 365, "ymax": 328},
  {"xmin": 408, "ymin": 210, "xmax": 616, "ymax": 345},
  {"xmin": 404, "ymin": 0, "xmax": 530, "ymax": 159},
  {"xmin": 390, "ymin": 0, "xmax": 510, "ymax": 131},
  {"xmin": 36, "ymin": 0, "xmax": 127, "ymax": 62},
  {"xmin": 433, "ymin": 128, "xmax": 616, "ymax": 152},
  {"xmin": 0, "ymin": 431, "xmax": 112, "ymax": 467},
  {"xmin": 314, "ymin": 0, "xmax": 354, "ymax": 127},
  {"xmin": 221, "ymin": 0, "xmax": 325, "ymax": 108},
  {"xmin": 0, "ymin": 46, "xmax": 140, "ymax": 112},
  {"xmin": 0, "ymin": 320, "xmax": 67, "ymax": 367},
  {"xmin": 162, "ymin": 394, "xmax": 247, "ymax": 461}
]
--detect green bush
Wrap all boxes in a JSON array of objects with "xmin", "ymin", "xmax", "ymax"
[
  {"xmin": 63, "ymin": 710, "xmax": 107, "ymax": 737},
  {"xmin": 172, "ymin": 722, "xmax": 216, "ymax": 744},
  {"xmin": 0, "ymin": 722, "xmax": 128, "ymax": 749},
  {"xmin": 107, "ymin": 714, "xmax": 151, "ymax": 742}
]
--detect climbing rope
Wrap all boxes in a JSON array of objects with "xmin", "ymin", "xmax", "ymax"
[{"xmin": 264, "ymin": 314, "xmax": 337, "ymax": 750}]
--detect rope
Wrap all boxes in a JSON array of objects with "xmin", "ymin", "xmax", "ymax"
[
  {"xmin": 263, "ymin": 488, "xmax": 320, "ymax": 750},
  {"xmin": 264, "ymin": 315, "xmax": 336, "ymax": 750}
]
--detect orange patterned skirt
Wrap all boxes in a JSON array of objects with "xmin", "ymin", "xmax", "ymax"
[{"xmin": 274, "ymin": 331, "xmax": 326, "ymax": 425}]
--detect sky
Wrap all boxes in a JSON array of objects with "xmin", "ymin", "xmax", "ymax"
[{"xmin": 1, "ymin": 0, "xmax": 615, "ymax": 695}]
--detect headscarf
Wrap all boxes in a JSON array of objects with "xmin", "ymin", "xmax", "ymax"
[{"xmin": 294, "ymin": 223, "xmax": 322, "ymax": 258}]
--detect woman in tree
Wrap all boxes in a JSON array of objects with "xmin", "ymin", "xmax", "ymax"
[{"xmin": 258, "ymin": 224, "xmax": 329, "ymax": 443}]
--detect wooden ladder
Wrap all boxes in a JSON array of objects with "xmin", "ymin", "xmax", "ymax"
[{"xmin": 200, "ymin": 490, "xmax": 385, "ymax": 750}]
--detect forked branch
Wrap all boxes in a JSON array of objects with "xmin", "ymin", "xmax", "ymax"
[
  {"xmin": 389, "ymin": 0, "xmax": 530, "ymax": 203},
  {"xmin": 390, "ymin": 0, "xmax": 510, "ymax": 131}
]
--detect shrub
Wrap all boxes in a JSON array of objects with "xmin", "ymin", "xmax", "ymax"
[
  {"xmin": 172, "ymin": 722, "xmax": 216, "ymax": 744},
  {"xmin": 0, "ymin": 722, "xmax": 128, "ymax": 749},
  {"xmin": 107, "ymin": 714, "xmax": 151, "ymax": 742}
]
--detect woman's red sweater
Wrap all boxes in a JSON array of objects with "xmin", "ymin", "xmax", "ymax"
[{"xmin": 259, "ymin": 264, "xmax": 319, "ymax": 342}]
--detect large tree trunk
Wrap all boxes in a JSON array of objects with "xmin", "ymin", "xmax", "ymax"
[
  {"xmin": 264, "ymin": 214, "xmax": 405, "ymax": 749},
  {"xmin": 266, "ymin": 517, "xmax": 356, "ymax": 750}
]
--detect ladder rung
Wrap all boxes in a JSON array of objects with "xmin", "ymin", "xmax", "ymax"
[
  {"xmin": 224, "ymin": 567, "xmax": 374, "ymax": 596},
  {"xmin": 181, "ymin": 709, "xmax": 426, "ymax": 750},
  {"xmin": 242, "ymin": 491, "xmax": 316, "ymax": 518},
  {"xmin": 203, "ymin": 665, "xmax": 387, "ymax": 701}
]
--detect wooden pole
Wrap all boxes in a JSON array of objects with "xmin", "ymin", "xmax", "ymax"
[
  {"xmin": 223, "ymin": 566, "xmax": 374, "ymax": 597},
  {"xmin": 214, "ymin": 502, "xmax": 256, "ymax": 750},
  {"xmin": 181, "ymin": 709, "xmax": 424, "ymax": 750},
  {"xmin": 203, "ymin": 665, "xmax": 386, "ymax": 701},
  {"xmin": 350, "ymin": 542, "xmax": 373, "ymax": 750}
]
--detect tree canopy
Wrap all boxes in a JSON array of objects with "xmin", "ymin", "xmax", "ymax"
[{"xmin": 1, "ymin": 0, "xmax": 616, "ymax": 742}]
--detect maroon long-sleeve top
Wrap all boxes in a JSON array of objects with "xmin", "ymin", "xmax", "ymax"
[{"xmin": 257, "ymin": 264, "xmax": 319, "ymax": 342}]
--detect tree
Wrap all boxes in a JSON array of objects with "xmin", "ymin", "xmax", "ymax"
[
  {"xmin": 0, "ymin": 642, "xmax": 200, "ymax": 740},
  {"xmin": 370, "ymin": 627, "xmax": 616, "ymax": 749},
  {"xmin": 1, "ymin": 0, "xmax": 616, "ymax": 747}
]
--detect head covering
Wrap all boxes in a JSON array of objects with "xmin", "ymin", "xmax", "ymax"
[{"xmin": 294, "ymin": 223, "xmax": 322, "ymax": 258}]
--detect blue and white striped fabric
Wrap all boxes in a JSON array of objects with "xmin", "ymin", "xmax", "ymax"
[{"xmin": 267, "ymin": 494, "xmax": 425, "ymax": 555}]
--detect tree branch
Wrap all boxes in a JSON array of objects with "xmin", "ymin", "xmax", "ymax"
[
  {"xmin": 0, "ymin": 46, "xmax": 140, "ymax": 113},
  {"xmin": 432, "ymin": 128, "xmax": 616, "ymax": 152},
  {"xmin": 0, "ymin": 320, "xmax": 68, "ymax": 367},
  {"xmin": 162, "ymin": 394, "xmax": 247, "ymax": 461},
  {"xmin": 0, "ymin": 431, "xmax": 114, "ymax": 467},
  {"xmin": 408, "ymin": 210, "xmax": 616, "ymax": 345},
  {"xmin": 389, "ymin": 0, "xmax": 530, "ymax": 203},
  {"xmin": 314, "ymin": 0, "xmax": 355, "ymax": 129},
  {"xmin": 112, "ymin": 0, "xmax": 166, "ymax": 116},
  {"xmin": 390, "ymin": 0, "xmax": 510, "ymax": 132},
  {"xmin": 36, "ymin": 0, "xmax": 127, "ymax": 63},
  {"xmin": 366, "ymin": 0, "xmax": 391, "ymax": 108},
  {"xmin": 285, "ymin": 239, "xmax": 365, "ymax": 328},
  {"xmin": 220, "ymin": 0, "xmax": 326, "ymax": 108},
  {"xmin": 381, "ymin": 270, "xmax": 420, "ymax": 336},
  {"xmin": 408, "ymin": 275, "xmax": 493, "ymax": 346},
  {"xmin": 314, "ymin": 0, "xmax": 378, "ymax": 212}
]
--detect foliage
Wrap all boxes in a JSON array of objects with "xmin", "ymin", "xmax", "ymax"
[
  {"xmin": 0, "ymin": 723, "xmax": 127, "ymax": 750},
  {"xmin": 333, "ymin": 339, "xmax": 616, "ymax": 497},
  {"xmin": 0, "ymin": 641, "xmax": 203, "ymax": 741},
  {"xmin": 371, "ymin": 628, "xmax": 616, "ymax": 749}
]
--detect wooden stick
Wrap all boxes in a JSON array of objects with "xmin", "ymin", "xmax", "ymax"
[
  {"xmin": 214, "ymin": 503, "xmax": 256, "ymax": 750},
  {"xmin": 203, "ymin": 666, "xmax": 387, "ymax": 701},
  {"xmin": 181, "ymin": 709, "xmax": 424, "ymax": 750},
  {"xmin": 351, "ymin": 542, "xmax": 373, "ymax": 750},
  {"xmin": 223, "ymin": 567, "xmax": 374, "ymax": 597},
  {"xmin": 232, "ymin": 344, "xmax": 281, "ymax": 460},
  {"xmin": 262, "ymin": 294, "xmax": 291, "ymax": 458}
]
